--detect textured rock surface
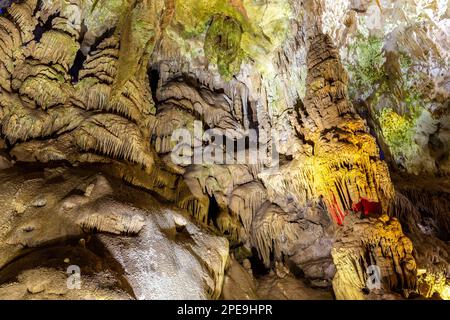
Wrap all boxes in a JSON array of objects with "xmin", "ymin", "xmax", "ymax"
[
  {"xmin": 256, "ymin": 274, "xmax": 334, "ymax": 300},
  {"xmin": 98, "ymin": 213, "xmax": 228, "ymax": 300},
  {"xmin": 0, "ymin": 0, "xmax": 448, "ymax": 300},
  {"xmin": 220, "ymin": 257, "xmax": 334, "ymax": 300},
  {"xmin": 332, "ymin": 214, "xmax": 416, "ymax": 300},
  {"xmin": 0, "ymin": 245, "xmax": 132, "ymax": 300},
  {"xmin": 0, "ymin": 166, "xmax": 228, "ymax": 299}
]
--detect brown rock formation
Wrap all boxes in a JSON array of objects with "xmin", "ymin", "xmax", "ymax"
[{"xmin": 0, "ymin": 0, "xmax": 448, "ymax": 300}]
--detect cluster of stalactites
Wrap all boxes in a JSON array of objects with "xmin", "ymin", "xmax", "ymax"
[
  {"xmin": 283, "ymin": 31, "xmax": 395, "ymax": 225},
  {"xmin": 251, "ymin": 202, "xmax": 301, "ymax": 267},
  {"xmin": 332, "ymin": 215, "xmax": 417, "ymax": 300},
  {"xmin": 0, "ymin": 1, "xmax": 159, "ymax": 173}
]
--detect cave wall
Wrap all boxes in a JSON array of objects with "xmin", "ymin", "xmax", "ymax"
[{"xmin": 0, "ymin": 0, "xmax": 448, "ymax": 300}]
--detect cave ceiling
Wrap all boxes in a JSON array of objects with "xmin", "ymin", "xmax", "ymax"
[{"xmin": 0, "ymin": 0, "xmax": 449, "ymax": 301}]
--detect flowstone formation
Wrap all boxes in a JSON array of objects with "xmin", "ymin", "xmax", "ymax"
[
  {"xmin": 0, "ymin": 166, "xmax": 228, "ymax": 299},
  {"xmin": 332, "ymin": 214, "xmax": 416, "ymax": 300},
  {"xmin": 0, "ymin": 0, "xmax": 449, "ymax": 300},
  {"xmin": 338, "ymin": 0, "xmax": 450, "ymax": 176}
]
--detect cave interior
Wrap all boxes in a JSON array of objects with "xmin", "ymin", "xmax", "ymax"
[{"xmin": 0, "ymin": 0, "xmax": 449, "ymax": 300}]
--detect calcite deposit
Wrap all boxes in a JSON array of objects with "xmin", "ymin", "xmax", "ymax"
[{"xmin": 0, "ymin": 0, "xmax": 448, "ymax": 300}]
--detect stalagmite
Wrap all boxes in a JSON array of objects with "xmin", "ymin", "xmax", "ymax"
[
  {"xmin": 0, "ymin": 0, "xmax": 448, "ymax": 301},
  {"xmin": 332, "ymin": 214, "xmax": 417, "ymax": 300}
]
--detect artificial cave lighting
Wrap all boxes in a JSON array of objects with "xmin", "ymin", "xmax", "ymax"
[{"xmin": 0, "ymin": 0, "xmax": 449, "ymax": 302}]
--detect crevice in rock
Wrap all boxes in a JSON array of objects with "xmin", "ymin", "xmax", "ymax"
[{"xmin": 148, "ymin": 67, "xmax": 160, "ymax": 103}]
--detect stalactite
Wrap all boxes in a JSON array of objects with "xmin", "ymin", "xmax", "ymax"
[
  {"xmin": 269, "ymin": 31, "xmax": 396, "ymax": 224},
  {"xmin": 332, "ymin": 215, "xmax": 417, "ymax": 299},
  {"xmin": 77, "ymin": 35, "xmax": 156, "ymax": 128},
  {"xmin": 389, "ymin": 191, "xmax": 422, "ymax": 234},
  {"xmin": 397, "ymin": 188, "xmax": 450, "ymax": 235},
  {"xmin": 152, "ymin": 106, "xmax": 195, "ymax": 154},
  {"xmin": 0, "ymin": 0, "xmax": 448, "ymax": 301},
  {"xmin": 156, "ymin": 82, "xmax": 239, "ymax": 130},
  {"xmin": 229, "ymin": 181, "xmax": 267, "ymax": 234},
  {"xmin": 1, "ymin": 102, "xmax": 85, "ymax": 144},
  {"xmin": 251, "ymin": 203, "xmax": 301, "ymax": 267},
  {"xmin": 33, "ymin": 31, "xmax": 80, "ymax": 71},
  {"xmin": 0, "ymin": 0, "xmax": 38, "ymax": 92}
]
